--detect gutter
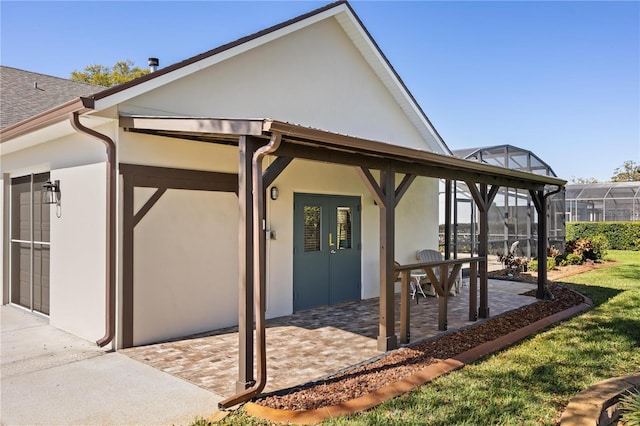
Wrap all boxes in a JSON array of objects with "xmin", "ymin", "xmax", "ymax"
[
  {"xmin": 218, "ymin": 132, "xmax": 282, "ymax": 409},
  {"xmin": 69, "ymin": 112, "xmax": 116, "ymax": 348}
]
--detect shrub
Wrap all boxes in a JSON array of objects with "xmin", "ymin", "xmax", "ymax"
[
  {"xmin": 567, "ymin": 222, "xmax": 640, "ymax": 251},
  {"xmin": 590, "ymin": 234, "xmax": 609, "ymax": 260},
  {"xmin": 528, "ymin": 257, "xmax": 556, "ymax": 273},
  {"xmin": 619, "ymin": 389, "xmax": 640, "ymax": 426},
  {"xmin": 565, "ymin": 253, "xmax": 583, "ymax": 265}
]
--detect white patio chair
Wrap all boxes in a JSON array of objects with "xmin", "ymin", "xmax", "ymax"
[{"xmin": 416, "ymin": 249, "xmax": 461, "ymax": 296}]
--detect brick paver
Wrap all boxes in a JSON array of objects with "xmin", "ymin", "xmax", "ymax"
[{"xmin": 122, "ymin": 279, "xmax": 536, "ymax": 397}]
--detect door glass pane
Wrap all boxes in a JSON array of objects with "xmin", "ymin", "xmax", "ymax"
[
  {"xmin": 304, "ymin": 206, "xmax": 321, "ymax": 252},
  {"xmin": 336, "ymin": 207, "xmax": 352, "ymax": 250}
]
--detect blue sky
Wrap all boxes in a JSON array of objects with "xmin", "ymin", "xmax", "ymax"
[{"xmin": 1, "ymin": 1, "xmax": 638, "ymax": 182}]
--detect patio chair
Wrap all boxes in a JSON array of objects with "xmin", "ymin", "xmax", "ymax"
[
  {"xmin": 416, "ymin": 249, "xmax": 461, "ymax": 296},
  {"xmin": 394, "ymin": 261, "xmax": 426, "ymax": 301}
]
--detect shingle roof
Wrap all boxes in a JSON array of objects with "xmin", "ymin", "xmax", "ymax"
[{"xmin": 0, "ymin": 66, "xmax": 105, "ymax": 129}]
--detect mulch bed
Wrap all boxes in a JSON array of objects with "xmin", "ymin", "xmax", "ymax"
[{"xmin": 255, "ymin": 282, "xmax": 585, "ymax": 411}]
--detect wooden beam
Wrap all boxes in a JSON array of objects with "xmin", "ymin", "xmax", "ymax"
[
  {"xmin": 263, "ymin": 157, "xmax": 293, "ymax": 188},
  {"xmin": 236, "ymin": 135, "xmax": 259, "ymax": 392},
  {"xmin": 378, "ymin": 170, "xmax": 397, "ymax": 351},
  {"xmin": 444, "ymin": 180, "xmax": 452, "ymax": 260},
  {"xmin": 122, "ymin": 175, "xmax": 134, "ymax": 348},
  {"xmin": 356, "ymin": 167, "xmax": 385, "ymax": 207},
  {"xmin": 133, "ymin": 187, "xmax": 167, "ymax": 227},
  {"xmin": 399, "ymin": 271, "xmax": 410, "ymax": 345},
  {"xmin": 530, "ymin": 189, "xmax": 549, "ymax": 300},
  {"xmin": 275, "ymin": 143, "xmax": 546, "ymax": 190},
  {"xmin": 394, "ymin": 174, "xmax": 417, "ymax": 207}
]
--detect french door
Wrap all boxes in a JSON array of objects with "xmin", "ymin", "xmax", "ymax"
[
  {"xmin": 293, "ymin": 194, "xmax": 361, "ymax": 311},
  {"xmin": 10, "ymin": 173, "xmax": 50, "ymax": 315}
]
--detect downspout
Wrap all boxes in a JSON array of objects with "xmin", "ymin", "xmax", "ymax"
[
  {"xmin": 70, "ymin": 112, "xmax": 116, "ymax": 348},
  {"xmin": 218, "ymin": 132, "xmax": 282, "ymax": 409}
]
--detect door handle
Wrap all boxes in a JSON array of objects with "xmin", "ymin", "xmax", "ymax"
[{"xmin": 329, "ymin": 232, "xmax": 334, "ymax": 247}]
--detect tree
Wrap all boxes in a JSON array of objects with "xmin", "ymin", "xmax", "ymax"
[
  {"xmin": 70, "ymin": 60, "xmax": 149, "ymax": 87},
  {"xmin": 570, "ymin": 176, "xmax": 599, "ymax": 184},
  {"xmin": 611, "ymin": 160, "xmax": 640, "ymax": 182}
]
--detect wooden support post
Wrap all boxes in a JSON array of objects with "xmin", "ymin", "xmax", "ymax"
[
  {"xmin": 478, "ymin": 199, "xmax": 490, "ymax": 318},
  {"xmin": 378, "ymin": 170, "xmax": 397, "ymax": 351},
  {"xmin": 444, "ymin": 179, "xmax": 452, "ymax": 260},
  {"xmin": 438, "ymin": 264, "xmax": 448, "ymax": 331},
  {"xmin": 466, "ymin": 182, "xmax": 499, "ymax": 319},
  {"xmin": 236, "ymin": 135, "xmax": 258, "ymax": 392},
  {"xmin": 532, "ymin": 190, "xmax": 548, "ymax": 300},
  {"xmin": 400, "ymin": 271, "xmax": 410, "ymax": 345},
  {"xmin": 469, "ymin": 261, "xmax": 478, "ymax": 321},
  {"xmin": 122, "ymin": 175, "xmax": 134, "ymax": 348}
]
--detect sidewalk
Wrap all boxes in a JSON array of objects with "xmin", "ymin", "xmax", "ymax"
[{"xmin": 1, "ymin": 305, "xmax": 222, "ymax": 426}]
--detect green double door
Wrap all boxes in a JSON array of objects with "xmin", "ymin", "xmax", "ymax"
[{"xmin": 293, "ymin": 194, "xmax": 361, "ymax": 311}]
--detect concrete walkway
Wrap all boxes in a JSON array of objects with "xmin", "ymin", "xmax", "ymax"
[{"xmin": 1, "ymin": 305, "xmax": 222, "ymax": 426}]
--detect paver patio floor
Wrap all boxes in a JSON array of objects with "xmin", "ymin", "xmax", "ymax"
[{"xmin": 122, "ymin": 279, "xmax": 537, "ymax": 398}]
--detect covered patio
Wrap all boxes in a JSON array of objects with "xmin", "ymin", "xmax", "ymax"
[
  {"xmin": 122, "ymin": 278, "xmax": 537, "ymax": 398},
  {"xmin": 119, "ymin": 116, "xmax": 566, "ymax": 407}
]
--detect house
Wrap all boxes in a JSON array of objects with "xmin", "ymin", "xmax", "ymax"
[{"xmin": 1, "ymin": 1, "xmax": 564, "ymax": 405}]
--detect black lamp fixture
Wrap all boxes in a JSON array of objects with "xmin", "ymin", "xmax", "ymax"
[
  {"xmin": 270, "ymin": 186, "xmax": 279, "ymax": 201},
  {"xmin": 42, "ymin": 180, "xmax": 61, "ymax": 206}
]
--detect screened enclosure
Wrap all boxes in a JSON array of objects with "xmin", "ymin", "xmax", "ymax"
[
  {"xmin": 565, "ymin": 182, "xmax": 640, "ymax": 222},
  {"xmin": 441, "ymin": 145, "xmax": 566, "ymax": 259}
]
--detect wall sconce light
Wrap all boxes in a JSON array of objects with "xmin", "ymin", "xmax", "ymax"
[
  {"xmin": 270, "ymin": 186, "xmax": 279, "ymax": 201},
  {"xmin": 42, "ymin": 180, "xmax": 61, "ymax": 206}
]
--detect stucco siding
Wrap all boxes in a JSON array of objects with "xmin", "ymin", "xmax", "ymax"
[
  {"xmin": 118, "ymin": 129, "xmax": 238, "ymax": 172},
  {"xmin": 119, "ymin": 18, "xmax": 433, "ymax": 152},
  {"xmin": 132, "ymin": 189, "xmax": 238, "ymax": 346},
  {"xmin": 49, "ymin": 162, "xmax": 106, "ymax": 342}
]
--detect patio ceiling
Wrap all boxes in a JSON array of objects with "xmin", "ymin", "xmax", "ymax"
[{"xmin": 119, "ymin": 115, "xmax": 566, "ymax": 191}]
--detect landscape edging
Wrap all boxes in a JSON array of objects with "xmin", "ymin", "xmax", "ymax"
[{"xmin": 244, "ymin": 294, "xmax": 593, "ymax": 425}]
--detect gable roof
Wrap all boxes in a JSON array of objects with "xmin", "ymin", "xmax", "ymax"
[
  {"xmin": 0, "ymin": 66, "xmax": 105, "ymax": 130},
  {"xmin": 1, "ymin": 1, "xmax": 450, "ymax": 154}
]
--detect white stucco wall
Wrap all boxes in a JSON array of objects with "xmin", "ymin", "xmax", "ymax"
[
  {"xmin": 48, "ymin": 163, "xmax": 106, "ymax": 341},
  {"xmin": 119, "ymin": 18, "xmax": 434, "ymax": 152},
  {"xmin": 1, "ymin": 125, "xmax": 114, "ymax": 342},
  {"xmin": 133, "ymin": 189, "xmax": 238, "ymax": 346}
]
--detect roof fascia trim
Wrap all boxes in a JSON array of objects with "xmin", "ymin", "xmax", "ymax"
[{"xmin": 119, "ymin": 115, "xmax": 266, "ymax": 136}]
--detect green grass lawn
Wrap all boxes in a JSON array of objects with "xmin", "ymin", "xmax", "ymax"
[{"xmin": 208, "ymin": 250, "xmax": 640, "ymax": 425}]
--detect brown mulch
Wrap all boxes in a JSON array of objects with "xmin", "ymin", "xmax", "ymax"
[{"xmin": 256, "ymin": 283, "xmax": 586, "ymax": 411}]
